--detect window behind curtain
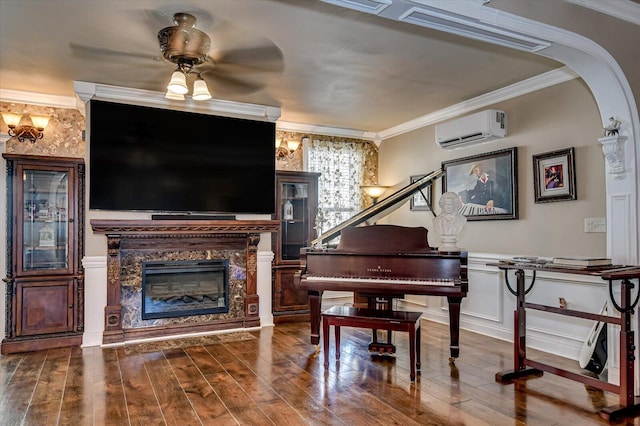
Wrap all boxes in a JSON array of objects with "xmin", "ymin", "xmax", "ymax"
[{"xmin": 307, "ymin": 139, "xmax": 367, "ymax": 242}]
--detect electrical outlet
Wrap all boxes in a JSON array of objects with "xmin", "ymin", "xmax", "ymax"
[{"xmin": 584, "ymin": 217, "xmax": 606, "ymax": 233}]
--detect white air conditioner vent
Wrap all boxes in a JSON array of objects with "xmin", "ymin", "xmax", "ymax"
[{"xmin": 435, "ymin": 109, "xmax": 506, "ymax": 149}]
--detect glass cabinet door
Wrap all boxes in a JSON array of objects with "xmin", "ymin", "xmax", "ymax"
[
  {"xmin": 280, "ymin": 181, "xmax": 310, "ymax": 260},
  {"xmin": 20, "ymin": 168, "xmax": 71, "ymax": 273}
]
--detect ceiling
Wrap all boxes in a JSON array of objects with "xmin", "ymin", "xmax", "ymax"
[{"xmin": 0, "ymin": 0, "xmax": 634, "ymax": 135}]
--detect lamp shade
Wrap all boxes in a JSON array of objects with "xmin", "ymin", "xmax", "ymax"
[
  {"xmin": 192, "ymin": 78, "xmax": 212, "ymax": 101},
  {"xmin": 165, "ymin": 91, "xmax": 185, "ymax": 100},
  {"xmin": 167, "ymin": 70, "xmax": 188, "ymax": 94},
  {"xmin": 286, "ymin": 140, "xmax": 300, "ymax": 152},
  {"xmin": 30, "ymin": 115, "xmax": 50, "ymax": 130},
  {"xmin": 1, "ymin": 112, "xmax": 22, "ymax": 127},
  {"xmin": 361, "ymin": 185, "xmax": 389, "ymax": 199}
]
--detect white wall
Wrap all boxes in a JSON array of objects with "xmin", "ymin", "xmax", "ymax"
[{"xmin": 379, "ymin": 79, "xmax": 606, "ymax": 257}]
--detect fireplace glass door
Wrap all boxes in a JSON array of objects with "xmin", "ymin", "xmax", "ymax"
[{"xmin": 142, "ymin": 259, "xmax": 229, "ymax": 320}]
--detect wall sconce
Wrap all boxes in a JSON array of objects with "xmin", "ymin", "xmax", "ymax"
[
  {"xmin": 361, "ymin": 185, "xmax": 389, "ymax": 203},
  {"xmin": 276, "ymin": 138, "xmax": 301, "ymax": 160},
  {"xmin": 1, "ymin": 112, "xmax": 50, "ymax": 143}
]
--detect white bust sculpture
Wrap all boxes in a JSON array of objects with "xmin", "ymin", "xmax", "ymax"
[{"xmin": 433, "ymin": 192, "xmax": 466, "ymax": 252}]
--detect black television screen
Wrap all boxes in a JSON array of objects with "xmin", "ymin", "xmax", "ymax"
[{"xmin": 89, "ymin": 100, "xmax": 275, "ymax": 214}]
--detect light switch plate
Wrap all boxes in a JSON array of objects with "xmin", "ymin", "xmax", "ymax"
[{"xmin": 584, "ymin": 217, "xmax": 606, "ymax": 233}]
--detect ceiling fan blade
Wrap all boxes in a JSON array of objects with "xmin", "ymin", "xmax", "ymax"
[
  {"xmin": 200, "ymin": 69, "xmax": 265, "ymax": 95},
  {"xmin": 69, "ymin": 43, "xmax": 162, "ymax": 62},
  {"xmin": 212, "ymin": 45, "xmax": 284, "ymax": 73}
]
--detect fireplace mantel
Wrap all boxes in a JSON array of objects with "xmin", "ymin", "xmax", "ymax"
[
  {"xmin": 90, "ymin": 219, "xmax": 280, "ymax": 235},
  {"xmin": 91, "ymin": 219, "xmax": 279, "ymax": 344}
]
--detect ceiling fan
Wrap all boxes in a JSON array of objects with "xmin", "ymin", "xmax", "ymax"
[
  {"xmin": 71, "ymin": 10, "xmax": 284, "ymax": 100},
  {"xmin": 160, "ymin": 13, "xmax": 215, "ymax": 100},
  {"xmin": 159, "ymin": 11, "xmax": 285, "ymax": 100}
]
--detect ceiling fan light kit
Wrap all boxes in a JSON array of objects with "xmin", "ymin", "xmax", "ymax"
[
  {"xmin": 192, "ymin": 76, "xmax": 212, "ymax": 100},
  {"xmin": 164, "ymin": 91, "xmax": 185, "ymax": 101},
  {"xmin": 167, "ymin": 69, "xmax": 189, "ymax": 94},
  {"xmin": 159, "ymin": 13, "xmax": 215, "ymax": 101}
]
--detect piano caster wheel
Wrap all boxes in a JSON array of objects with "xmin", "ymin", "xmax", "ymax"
[
  {"xmin": 314, "ymin": 345, "xmax": 320, "ymax": 354},
  {"xmin": 448, "ymin": 357, "xmax": 456, "ymax": 365}
]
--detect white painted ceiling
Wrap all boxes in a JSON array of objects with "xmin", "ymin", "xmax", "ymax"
[{"xmin": 0, "ymin": 0, "xmax": 635, "ymax": 134}]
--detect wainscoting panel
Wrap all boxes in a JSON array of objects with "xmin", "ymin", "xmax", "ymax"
[{"xmin": 403, "ymin": 253, "xmax": 612, "ymax": 363}]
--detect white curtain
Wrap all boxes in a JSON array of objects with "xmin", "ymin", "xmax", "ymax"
[{"xmin": 307, "ymin": 139, "xmax": 367, "ymax": 241}]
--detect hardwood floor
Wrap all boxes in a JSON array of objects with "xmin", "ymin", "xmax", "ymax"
[{"xmin": 0, "ymin": 320, "xmax": 637, "ymax": 425}]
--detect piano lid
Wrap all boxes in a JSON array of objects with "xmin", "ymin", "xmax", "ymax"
[{"xmin": 314, "ymin": 168, "xmax": 444, "ymax": 245}]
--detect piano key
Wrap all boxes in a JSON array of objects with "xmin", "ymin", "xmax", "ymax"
[{"xmin": 303, "ymin": 275, "xmax": 456, "ymax": 286}]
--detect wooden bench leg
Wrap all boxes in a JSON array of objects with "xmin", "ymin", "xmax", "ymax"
[
  {"xmin": 409, "ymin": 325, "xmax": 416, "ymax": 381},
  {"xmin": 335, "ymin": 325, "xmax": 341, "ymax": 362}
]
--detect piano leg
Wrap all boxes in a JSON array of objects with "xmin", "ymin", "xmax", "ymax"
[
  {"xmin": 308, "ymin": 290, "xmax": 323, "ymax": 348},
  {"xmin": 447, "ymin": 296, "xmax": 463, "ymax": 363},
  {"xmin": 367, "ymin": 297, "xmax": 396, "ymax": 354}
]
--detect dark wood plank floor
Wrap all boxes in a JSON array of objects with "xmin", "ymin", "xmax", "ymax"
[{"xmin": 0, "ymin": 320, "xmax": 638, "ymax": 425}]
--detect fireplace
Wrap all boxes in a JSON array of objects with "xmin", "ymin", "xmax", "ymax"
[
  {"xmin": 90, "ymin": 219, "xmax": 279, "ymax": 344},
  {"xmin": 141, "ymin": 259, "xmax": 229, "ymax": 320}
]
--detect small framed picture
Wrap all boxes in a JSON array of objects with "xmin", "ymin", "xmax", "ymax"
[
  {"xmin": 533, "ymin": 147, "xmax": 576, "ymax": 203},
  {"xmin": 409, "ymin": 175, "xmax": 432, "ymax": 211}
]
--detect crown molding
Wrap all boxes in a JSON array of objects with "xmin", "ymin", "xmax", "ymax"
[
  {"xmin": 275, "ymin": 120, "xmax": 378, "ymax": 141},
  {"xmin": 73, "ymin": 81, "xmax": 281, "ymax": 122},
  {"xmin": 0, "ymin": 88, "xmax": 77, "ymax": 109},
  {"xmin": 276, "ymin": 66, "xmax": 577, "ymax": 141},
  {"xmin": 379, "ymin": 66, "xmax": 578, "ymax": 140}
]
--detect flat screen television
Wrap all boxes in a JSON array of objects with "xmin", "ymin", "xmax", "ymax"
[{"xmin": 89, "ymin": 100, "xmax": 275, "ymax": 215}]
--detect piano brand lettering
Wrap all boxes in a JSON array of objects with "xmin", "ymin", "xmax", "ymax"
[{"xmin": 367, "ymin": 266, "xmax": 392, "ymax": 273}]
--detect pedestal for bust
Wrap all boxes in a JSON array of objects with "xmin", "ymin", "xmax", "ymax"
[{"xmin": 439, "ymin": 235, "xmax": 461, "ymax": 252}]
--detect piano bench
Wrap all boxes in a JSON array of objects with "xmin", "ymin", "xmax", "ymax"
[{"xmin": 321, "ymin": 305, "xmax": 422, "ymax": 381}]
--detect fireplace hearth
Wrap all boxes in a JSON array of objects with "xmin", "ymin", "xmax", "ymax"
[{"xmin": 142, "ymin": 259, "xmax": 229, "ymax": 320}]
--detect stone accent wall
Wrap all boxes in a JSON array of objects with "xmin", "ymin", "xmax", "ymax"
[
  {"xmin": 120, "ymin": 248, "xmax": 246, "ymax": 329},
  {"xmin": 1, "ymin": 102, "xmax": 85, "ymax": 158}
]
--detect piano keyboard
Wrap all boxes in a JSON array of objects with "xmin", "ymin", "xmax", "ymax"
[
  {"xmin": 304, "ymin": 275, "xmax": 456, "ymax": 286},
  {"xmin": 459, "ymin": 203, "xmax": 508, "ymax": 215}
]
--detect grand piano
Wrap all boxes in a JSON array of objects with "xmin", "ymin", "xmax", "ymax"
[{"xmin": 294, "ymin": 169, "xmax": 469, "ymax": 360}]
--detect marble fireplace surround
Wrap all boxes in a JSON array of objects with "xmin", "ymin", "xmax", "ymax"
[{"xmin": 90, "ymin": 219, "xmax": 279, "ymax": 344}]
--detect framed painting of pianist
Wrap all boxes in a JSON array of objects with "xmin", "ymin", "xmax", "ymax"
[{"xmin": 442, "ymin": 147, "xmax": 518, "ymax": 221}]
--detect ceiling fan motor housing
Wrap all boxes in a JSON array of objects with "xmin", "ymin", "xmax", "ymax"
[{"xmin": 157, "ymin": 13, "xmax": 210, "ymax": 67}]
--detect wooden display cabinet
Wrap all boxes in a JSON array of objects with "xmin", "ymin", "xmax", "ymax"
[
  {"xmin": 272, "ymin": 170, "xmax": 320, "ymax": 323},
  {"xmin": 2, "ymin": 154, "xmax": 84, "ymax": 354}
]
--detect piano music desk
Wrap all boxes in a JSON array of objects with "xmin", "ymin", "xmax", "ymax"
[{"xmin": 322, "ymin": 306, "xmax": 422, "ymax": 381}]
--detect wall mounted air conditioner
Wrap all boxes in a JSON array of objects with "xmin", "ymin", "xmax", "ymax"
[{"xmin": 435, "ymin": 109, "xmax": 506, "ymax": 149}]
